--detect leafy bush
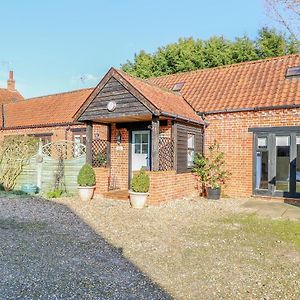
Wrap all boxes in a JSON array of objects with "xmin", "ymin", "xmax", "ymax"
[
  {"xmin": 193, "ymin": 141, "xmax": 230, "ymax": 192},
  {"xmin": 131, "ymin": 168, "xmax": 150, "ymax": 193},
  {"xmin": 95, "ymin": 152, "xmax": 107, "ymax": 166},
  {"xmin": 46, "ymin": 189, "xmax": 63, "ymax": 198},
  {"xmin": 77, "ymin": 164, "xmax": 96, "ymax": 186},
  {"xmin": 0, "ymin": 135, "xmax": 38, "ymax": 191},
  {"xmin": 12, "ymin": 190, "xmax": 28, "ymax": 196}
]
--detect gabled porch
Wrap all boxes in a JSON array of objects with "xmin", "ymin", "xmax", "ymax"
[{"xmin": 75, "ymin": 67, "xmax": 204, "ymax": 203}]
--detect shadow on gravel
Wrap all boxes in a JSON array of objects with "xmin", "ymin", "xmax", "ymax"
[{"xmin": 0, "ymin": 197, "xmax": 172, "ymax": 300}]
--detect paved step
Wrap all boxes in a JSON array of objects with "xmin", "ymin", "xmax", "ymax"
[{"xmin": 102, "ymin": 189, "xmax": 129, "ymax": 201}]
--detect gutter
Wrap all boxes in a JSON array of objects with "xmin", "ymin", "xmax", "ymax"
[
  {"xmin": 0, "ymin": 121, "xmax": 83, "ymax": 131},
  {"xmin": 160, "ymin": 110, "xmax": 206, "ymax": 127},
  {"xmin": 197, "ymin": 103, "xmax": 300, "ymax": 116}
]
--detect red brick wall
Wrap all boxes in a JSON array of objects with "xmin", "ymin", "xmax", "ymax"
[
  {"xmin": 204, "ymin": 108, "xmax": 300, "ymax": 198},
  {"xmin": 109, "ymin": 124, "xmax": 129, "ymax": 190},
  {"xmin": 94, "ymin": 167, "xmax": 109, "ymax": 194},
  {"xmin": 147, "ymin": 170, "xmax": 198, "ymax": 204}
]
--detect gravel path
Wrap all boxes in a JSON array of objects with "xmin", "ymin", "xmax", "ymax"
[
  {"xmin": 0, "ymin": 196, "xmax": 171, "ymax": 300},
  {"xmin": 1, "ymin": 195, "xmax": 300, "ymax": 299}
]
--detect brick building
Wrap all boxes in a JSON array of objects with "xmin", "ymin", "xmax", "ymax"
[{"xmin": 2, "ymin": 54, "xmax": 300, "ymax": 203}]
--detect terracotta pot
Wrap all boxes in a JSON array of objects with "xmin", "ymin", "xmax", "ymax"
[
  {"xmin": 129, "ymin": 191, "xmax": 149, "ymax": 209},
  {"xmin": 78, "ymin": 186, "xmax": 95, "ymax": 201}
]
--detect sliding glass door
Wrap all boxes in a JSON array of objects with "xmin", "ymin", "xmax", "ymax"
[{"xmin": 253, "ymin": 129, "xmax": 300, "ymax": 198}]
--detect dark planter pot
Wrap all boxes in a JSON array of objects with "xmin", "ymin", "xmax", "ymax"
[{"xmin": 207, "ymin": 187, "xmax": 221, "ymax": 200}]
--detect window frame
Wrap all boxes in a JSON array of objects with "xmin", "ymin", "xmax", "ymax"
[
  {"xmin": 72, "ymin": 128, "xmax": 87, "ymax": 145},
  {"xmin": 251, "ymin": 127, "xmax": 300, "ymax": 198},
  {"xmin": 187, "ymin": 133, "xmax": 195, "ymax": 168},
  {"xmin": 32, "ymin": 133, "xmax": 53, "ymax": 145}
]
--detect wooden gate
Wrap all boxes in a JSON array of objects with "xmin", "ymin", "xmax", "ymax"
[{"xmin": 15, "ymin": 141, "xmax": 86, "ymax": 194}]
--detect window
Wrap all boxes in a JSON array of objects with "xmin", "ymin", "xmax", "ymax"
[
  {"xmin": 72, "ymin": 129, "xmax": 86, "ymax": 145},
  {"xmin": 187, "ymin": 133, "xmax": 195, "ymax": 167},
  {"xmin": 134, "ymin": 133, "xmax": 149, "ymax": 154},
  {"xmin": 252, "ymin": 130, "xmax": 300, "ymax": 198},
  {"xmin": 172, "ymin": 82, "xmax": 185, "ymax": 92},
  {"xmin": 286, "ymin": 66, "xmax": 300, "ymax": 78},
  {"xmin": 255, "ymin": 136, "xmax": 268, "ymax": 190},
  {"xmin": 72, "ymin": 129, "xmax": 86, "ymax": 157},
  {"xmin": 33, "ymin": 133, "xmax": 52, "ymax": 145},
  {"xmin": 275, "ymin": 136, "xmax": 290, "ymax": 192}
]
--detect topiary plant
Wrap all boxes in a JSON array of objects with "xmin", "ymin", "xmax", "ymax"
[
  {"xmin": 77, "ymin": 164, "xmax": 96, "ymax": 187},
  {"xmin": 131, "ymin": 168, "xmax": 150, "ymax": 193}
]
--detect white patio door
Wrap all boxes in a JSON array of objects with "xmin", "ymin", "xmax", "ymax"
[{"xmin": 131, "ymin": 130, "xmax": 150, "ymax": 172}]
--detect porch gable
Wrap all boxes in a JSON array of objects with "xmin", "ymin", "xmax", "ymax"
[{"xmin": 77, "ymin": 69, "xmax": 159, "ymax": 123}]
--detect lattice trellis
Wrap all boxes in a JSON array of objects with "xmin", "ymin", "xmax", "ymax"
[
  {"xmin": 42, "ymin": 141, "xmax": 86, "ymax": 160},
  {"xmin": 159, "ymin": 137, "xmax": 174, "ymax": 171},
  {"xmin": 92, "ymin": 139, "xmax": 108, "ymax": 167}
]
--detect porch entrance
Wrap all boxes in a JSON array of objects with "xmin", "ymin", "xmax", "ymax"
[{"xmin": 131, "ymin": 130, "xmax": 150, "ymax": 172}]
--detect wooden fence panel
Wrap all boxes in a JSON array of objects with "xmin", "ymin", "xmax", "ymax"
[{"xmin": 15, "ymin": 141, "xmax": 86, "ymax": 194}]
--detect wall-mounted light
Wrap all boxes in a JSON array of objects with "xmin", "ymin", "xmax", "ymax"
[
  {"xmin": 95, "ymin": 129, "xmax": 99, "ymax": 140},
  {"xmin": 116, "ymin": 131, "xmax": 122, "ymax": 145}
]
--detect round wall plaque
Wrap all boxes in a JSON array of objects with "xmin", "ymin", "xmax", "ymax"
[{"xmin": 107, "ymin": 100, "xmax": 116, "ymax": 112}]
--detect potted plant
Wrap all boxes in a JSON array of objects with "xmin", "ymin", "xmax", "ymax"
[
  {"xmin": 129, "ymin": 168, "xmax": 150, "ymax": 208},
  {"xmin": 77, "ymin": 163, "xmax": 96, "ymax": 201},
  {"xmin": 193, "ymin": 141, "xmax": 230, "ymax": 200}
]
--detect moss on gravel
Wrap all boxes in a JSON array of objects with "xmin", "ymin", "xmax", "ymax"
[{"xmin": 223, "ymin": 213, "xmax": 300, "ymax": 250}]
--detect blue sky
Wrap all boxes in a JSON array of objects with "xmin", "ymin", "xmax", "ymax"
[{"xmin": 0, "ymin": 0, "xmax": 270, "ymax": 98}]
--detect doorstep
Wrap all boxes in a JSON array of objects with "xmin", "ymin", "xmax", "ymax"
[{"xmin": 102, "ymin": 189, "xmax": 129, "ymax": 201}]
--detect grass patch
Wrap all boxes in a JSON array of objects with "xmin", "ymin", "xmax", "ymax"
[{"xmin": 223, "ymin": 213, "xmax": 300, "ymax": 250}]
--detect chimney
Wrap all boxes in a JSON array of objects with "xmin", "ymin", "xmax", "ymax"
[{"xmin": 7, "ymin": 71, "xmax": 15, "ymax": 91}]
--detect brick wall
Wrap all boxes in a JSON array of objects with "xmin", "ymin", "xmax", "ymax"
[
  {"xmin": 94, "ymin": 167, "xmax": 109, "ymax": 194},
  {"xmin": 146, "ymin": 170, "xmax": 198, "ymax": 204},
  {"xmin": 109, "ymin": 124, "xmax": 129, "ymax": 190},
  {"xmin": 0, "ymin": 124, "xmax": 87, "ymax": 142},
  {"xmin": 204, "ymin": 108, "xmax": 300, "ymax": 198}
]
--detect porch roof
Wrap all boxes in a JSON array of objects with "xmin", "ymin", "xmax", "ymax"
[{"xmin": 75, "ymin": 68, "xmax": 203, "ymax": 125}]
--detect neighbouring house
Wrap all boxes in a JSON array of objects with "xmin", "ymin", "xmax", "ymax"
[
  {"xmin": 0, "ymin": 71, "xmax": 24, "ymax": 104},
  {"xmin": 1, "ymin": 54, "xmax": 300, "ymax": 203},
  {"xmin": 0, "ymin": 74, "xmax": 107, "ymax": 146}
]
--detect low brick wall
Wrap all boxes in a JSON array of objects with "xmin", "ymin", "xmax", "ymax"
[
  {"xmin": 146, "ymin": 170, "xmax": 198, "ymax": 204},
  {"xmin": 94, "ymin": 167, "xmax": 109, "ymax": 194}
]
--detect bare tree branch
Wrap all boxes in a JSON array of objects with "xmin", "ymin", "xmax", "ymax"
[{"xmin": 265, "ymin": 0, "xmax": 300, "ymax": 38}]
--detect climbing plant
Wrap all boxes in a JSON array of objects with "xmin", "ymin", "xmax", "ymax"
[{"xmin": 0, "ymin": 135, "xmax": 38, "ymax": 191}]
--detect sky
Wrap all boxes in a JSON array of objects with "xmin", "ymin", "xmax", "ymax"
[{"xmin": 0, "ymin": 0, "xmax": 271, "ymax": 98}]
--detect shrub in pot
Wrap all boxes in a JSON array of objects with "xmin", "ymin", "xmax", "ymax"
[
  {"xmin": 129, "ymin": 168, "xmax": 150, "ymax": 208},
  {"xmin": 77, "ymin": 163, "xmax": 96, "ymax": 201},
  {"xmin": 193, "ymin": 141, "xmax": 230, "ymax": 200}
]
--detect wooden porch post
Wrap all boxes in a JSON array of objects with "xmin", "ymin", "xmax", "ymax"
[
  {"xmin": 86, "ymin": 121, "xmax": 93, "ymax": 165},
  {"xmin": 151, "ymin": 115, "xmax": 160, "ymax": 171},
  {"xmin": 106, "ymin": 124, "xmax": 111, "ymax": 167}
]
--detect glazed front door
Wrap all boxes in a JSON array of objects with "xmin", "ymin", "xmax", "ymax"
[{"xmin": 131, "ymin": 130, "xmax": 150, "ymax": 172}]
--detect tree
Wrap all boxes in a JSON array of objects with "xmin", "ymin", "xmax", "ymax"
[
  {"xmin": 121, "ymin": 28, "xmax": 300, "ymax": 78},
  {"xmin": 265, "ymin": 0, "xmax": 300, "ymax": 39},
  {"xmin": 230, "ymin": 36, "xmax": 259, "ymax": 63},
  {"xmin": 256, "ymin": 27, "xmax": 288, "ymax": 58}
]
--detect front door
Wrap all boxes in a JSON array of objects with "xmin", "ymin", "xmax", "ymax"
[{"xmin": 131, "ymin": 130, "xmax": 150, "ymax": 172}]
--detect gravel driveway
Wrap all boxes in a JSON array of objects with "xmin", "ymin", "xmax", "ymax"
[
  {"xmin": 0, "ymin": 196, "xmax": 171, "ymax": 300},
  {"xmin": 1, "ymin": 195, "xmax": 300, "ymax": 299}
]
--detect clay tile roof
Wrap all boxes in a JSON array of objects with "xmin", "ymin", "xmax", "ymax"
[
  {"xmin": 2, "ymin": 88, "xmax": 93, "ymax": 128},
  {"xmin": 0, "ymin": 88, "xmax": 24, "ymax": 104},
  {"xmin": 116, "ymin": 69, "xmax": 202, "ymax": 123},
  {"xmin": 148, "ymin": 54, "xmax": 300, "ymax": 113}
]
